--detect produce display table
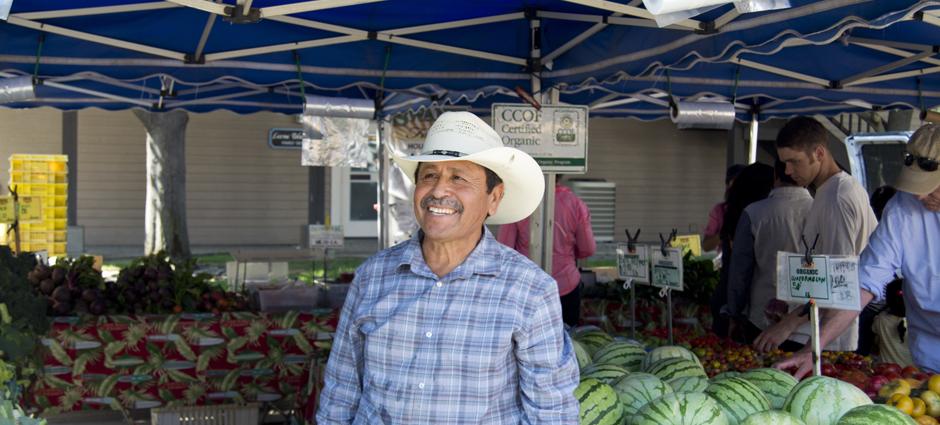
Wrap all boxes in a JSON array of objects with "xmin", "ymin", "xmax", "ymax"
[{"xmin": 27, "ymin": 309, "xmax": 337, "ymax": 416}]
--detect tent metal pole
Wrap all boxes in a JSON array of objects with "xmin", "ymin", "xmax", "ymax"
[
  {"xmin": 383, "ymin": 13, "xmax": 524, "ymax": 36},
  {"xmin": 748, "ymin": 112, "xmax": 759, "ymax": 164},
  {"xmin": 848, "ymin": 65, "xmax": 940, "ymax": 87},
  {"xmin": 375, "ymin": 36, "xmax": 527, "ymax": 66},
  {"xmin": 205, "ymin": 35, "xmax": 364, "ymax": 61},
  {"xmin": 165, "ymin": 0, "xmax": 228, "ymax": 16},
  {"xmin": 260, "ymin": 0, "xmax": 385, "ymax": 18},
  {"xmin": 528, "ymin": 16, "xmax": 545, "ymax": 269},
  {"xmin": 733, "ymin": 58, "xmax": 830, "ymax": 87},
  {"xmin": 4, "ymin": 16, "xmax": 186, "ymax": 61},
  {"xmin": 12, "ymin": 3, "xmax": 178, "ymax": 20},
  {"xmin": 559, "ymin": 0, "xmax": 701, "ymax": 29},
  {"xmin": 42, "ymin": 81, "xmax": 153, "ymax": 107}
]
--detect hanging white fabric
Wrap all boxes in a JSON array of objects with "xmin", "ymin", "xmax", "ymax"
[{"xmin": 643, "ymin": 0, "xmax": 790, "ymax": 27}]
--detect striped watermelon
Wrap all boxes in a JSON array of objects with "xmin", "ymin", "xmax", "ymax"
[
  {"xmin": 593, "ymin": 341, "xmax": 646, "ymax": 372},
  {"xmin": 643, "ymin": 345, "xmax": 700, "ymax": 369},
  {"xmin": 645, "ymin": 357, "xmax": 707, "ymax": 381},
  {"xmin": 835, "ymin": 404, "xmax": 916, "ymax": 425},
  {"xmin": 740, "ymin": 368, "xmax": 799, "ymax": 410},
  {"xmin": 713, "ymin": 371, "xmax": 742, "ymax": 381},
  {"xmin": 705, "ymin": 377, "xmax": 771, "ymax": 425},
  {"xmin": 580, "ymin": 364, "xmax": 630, "ymax": 385},
  {"xmin": 633, "ymin": 392, "xmax": 729, "ymax": 425},
  {"xmin": 573, "ymin": 339, "xmax": 593, "ymax": 370},
  {"xmin": 574, "ymin": 327, "xmax": 615, "ymax": 357},
  {"xmin": 782, "ymin": 376, "xmax": 872, "ymax": 425},
  {"xmin": 572, "ymin": 325, "xmax": 604, "ymax": 337},
  {"xmin": 611, "ymin": 372, "xmax": 672, "ymax": 416},
  {"xmin": 668, "ymin": 375, "xmax": 709, "ymax": 394},
  {"xmin": 741, "ymin": 410, "xmax": 807, "ymax": 425},
  {"xmin": 575, "ymin": 378, "xmax": 624, "ymax": 425}
]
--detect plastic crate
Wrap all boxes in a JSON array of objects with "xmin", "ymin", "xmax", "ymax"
[{"xmin": 150, "ymin": 403, "xmax": 260, "ymax": 425}]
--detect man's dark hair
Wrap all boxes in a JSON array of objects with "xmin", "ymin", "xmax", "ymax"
[
  {"xmin": 414, "ymin": 162, "xmax": 503, "ymax": 193},
  {"xmin": 775, "ymin": 117, "xmax": 829, "ymax": 153},
  {"xmin": 774, "ymin": 159, "xmax": 798, "ymax": 185}
]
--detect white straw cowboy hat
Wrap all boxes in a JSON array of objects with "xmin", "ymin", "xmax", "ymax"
[
  {"xmin": 392, "ymin": 111, "xmax": 545, "ymax": 224},
  {"xmin": 895, "ymin": 123, "xmax": 940, "ymax": 195}
]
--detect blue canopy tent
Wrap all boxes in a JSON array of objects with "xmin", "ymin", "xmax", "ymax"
[
  {"xmin": 3, "ymin": 0, "xmax": 940, "ymax": 258},
  {"xmin": 1, "ymin": 0, "xmax": 938, "ymax": 119}
]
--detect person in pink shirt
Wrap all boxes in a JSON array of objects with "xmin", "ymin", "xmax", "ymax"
[
  {"xmin": 497, "ymin": 177, "xmax": 596, "ymax": 326},
  {"xmin": 703, "ymin": 164, "xmax": 747, "ymax": 252}
]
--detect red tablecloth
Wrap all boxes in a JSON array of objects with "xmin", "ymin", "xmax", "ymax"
[{"xmin": 27, "ymin": 310, "xmax": 337, "ymax": 415}]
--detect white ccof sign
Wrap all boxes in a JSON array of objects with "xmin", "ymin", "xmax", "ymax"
[
  {"xmin": 775, "ymin": 252, "xmax": 861, "ymax": 311},
  {"xmin": 309, "ymin": 225, "xmax": 344, "ymax": 248},
  {"xmin": 651, "ymin": 247, "xmax": 683, "ymax": 291},
  {"xmin": 490, "ymin": 103, "xmax": 589, "ymax": 173},
  {"xmin": 617, "ymin": 244, "xmax": 650, "ymax": 283}
]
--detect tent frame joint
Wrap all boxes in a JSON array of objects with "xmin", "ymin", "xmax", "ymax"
[
  {"xmin": 367, "ymin": 31, "xmax": 378, "ymax": 40},
  {"xmin": 184, "ymin": 53, "xmax": 206, "ymax": 65},
  {"xmin": 828, "ymin": 80, "xmax": 842, "ymax": 89},
  {"xmin": 223, "ymin": 4, "xmax": 261, "ymax": 24},
  {"xmin": 526, "ymin": 58, "xmax": 544, "ymax": 73},
  {"xmin": 524, "ymin": 7, "xmax": 538, "ymax": 20},
  {"xmin": 696, "ymin": 21, "xmax": 717, "ymax": 35}
]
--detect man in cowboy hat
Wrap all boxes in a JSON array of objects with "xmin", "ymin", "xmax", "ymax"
[
  {"xmin": 777, "ymin": 122, "xmax": 940, "ymax": 378},
  {"xmin": 317, "ymin": 112, "xmax": 579, "ymax": 424}
]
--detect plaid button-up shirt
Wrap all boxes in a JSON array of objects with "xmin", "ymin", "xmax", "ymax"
[{"xmin": 316, "ymin": 228, "xmax": 579, "ymax": 424}]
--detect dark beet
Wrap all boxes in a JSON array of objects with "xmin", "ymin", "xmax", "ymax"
[
  {"xmin": 89, "ymin": 300, "xmax": 106, "ymax": 315},
  {"xmin": 52, "ymin": 286, "xmax": 72, "ymax": 303},
  {"xmin": 39, "ymin": 279, "xmax": 56, "ymax": 295},
  {"xmin": 52, "ymin": 302, "xmax": 72, "ymax": 315},
  {"xmin": 82, "ymin": 288, "xmax": 97, "ymax": 302},
  {"xmin": 51, "ymin": 268, "xmax": 66, "ymax": 283}
]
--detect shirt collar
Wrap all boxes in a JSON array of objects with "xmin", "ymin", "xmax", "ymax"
[
  {"xmin": 769, "ymin": 186, "xmax": 811, "ymax": 198},
  {"xmin": 397, "ymin": 227, "xmax": 503, "ymax": 280}
]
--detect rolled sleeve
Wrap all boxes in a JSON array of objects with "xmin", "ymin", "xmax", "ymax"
[
  {"xmin": 514, "ymin": 281, "xmax": 579, "ymax": 424},
  {"xmin": 316, "ymin": 277, "xmax": 364, "ymax": 424},
  {"xmin": 859, "ymin": 208, "xmax": 903, "ymax": 304}
]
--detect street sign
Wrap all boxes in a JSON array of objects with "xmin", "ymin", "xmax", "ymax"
[
  {"xmin": 491, "ymin": 103, "xmax": 589, "ymax": 173},
  {"xmin": 268, "ymin": 128, "xmax": 305, "ymax": 149}
]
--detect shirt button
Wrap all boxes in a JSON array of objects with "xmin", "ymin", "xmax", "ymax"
[
  {"xmin": 436, "ymin": 281, "xmax": 443, "ymax": 287},
  {"xmin": 425, "ymin": 331, "xmax": 433, "ymax": 338},
  {"xmin": 418, "ymin": 382, "xmax": 425, "ymax": 389}
]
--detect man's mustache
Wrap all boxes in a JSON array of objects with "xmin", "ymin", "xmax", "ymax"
[{"xmin": 420, "ymin": 195, "xmax": 464, "ymax": 214}]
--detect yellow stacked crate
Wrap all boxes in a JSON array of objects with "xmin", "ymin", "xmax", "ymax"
[{"xmin": 8, "ymin": 154, "xmax": 68, "ymax": 256}]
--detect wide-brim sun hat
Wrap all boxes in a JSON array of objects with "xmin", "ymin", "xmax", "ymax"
[
  {"xmin": 392, "ymin": 111, "xmax": 545, "ymax": 225},
  {"xmin": 895, "ymin": 123, "xmax": 940, "ymax": 195}
]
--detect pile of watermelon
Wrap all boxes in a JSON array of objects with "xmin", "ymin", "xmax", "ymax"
[{"xmin": 569, "ymin": 326, "xmax": 915, "ymax": 425}]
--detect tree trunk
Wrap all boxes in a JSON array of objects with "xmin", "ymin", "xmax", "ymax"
[{"xmin": 134, "ymin": 109, "xmax": 191, "ymax": 260}]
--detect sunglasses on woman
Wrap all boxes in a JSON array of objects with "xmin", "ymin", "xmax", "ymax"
[{"xmin": 904, "ymin": 153, "xmax": 939, "ymax": 172}]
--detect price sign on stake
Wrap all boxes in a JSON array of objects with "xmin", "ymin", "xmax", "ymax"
[
  {"xmin": 308, "ymin": 225, "xmax": 344, "ymax": 248},
  {"xmin": 775, "ymin": 252, "xmax": 861, "ymax": 311},
  {"xmin": 651, "ymin": 247, "xmax": 684, "ymax": 291},
  {"xmin": 776, "ymin": 251, "xmax": 861, "ymax": 377},
  {"xmin": 616, "ymin": 244, "xmax": 649, "ymax": 283}
]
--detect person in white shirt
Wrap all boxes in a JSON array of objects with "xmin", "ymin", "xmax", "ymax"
[{"xmin": 753, "ymin": 117, "xmax": 877, "ymax": 353}]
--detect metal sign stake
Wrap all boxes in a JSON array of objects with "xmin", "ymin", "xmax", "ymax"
[{"xmin": 809, "ymin": 299, "xmax": 821, "ymax": 376}]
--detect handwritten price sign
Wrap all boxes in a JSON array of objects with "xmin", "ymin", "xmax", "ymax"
[{"xmin": 776, "ymin": 252, "xmax": 861, "ymax": 311}]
